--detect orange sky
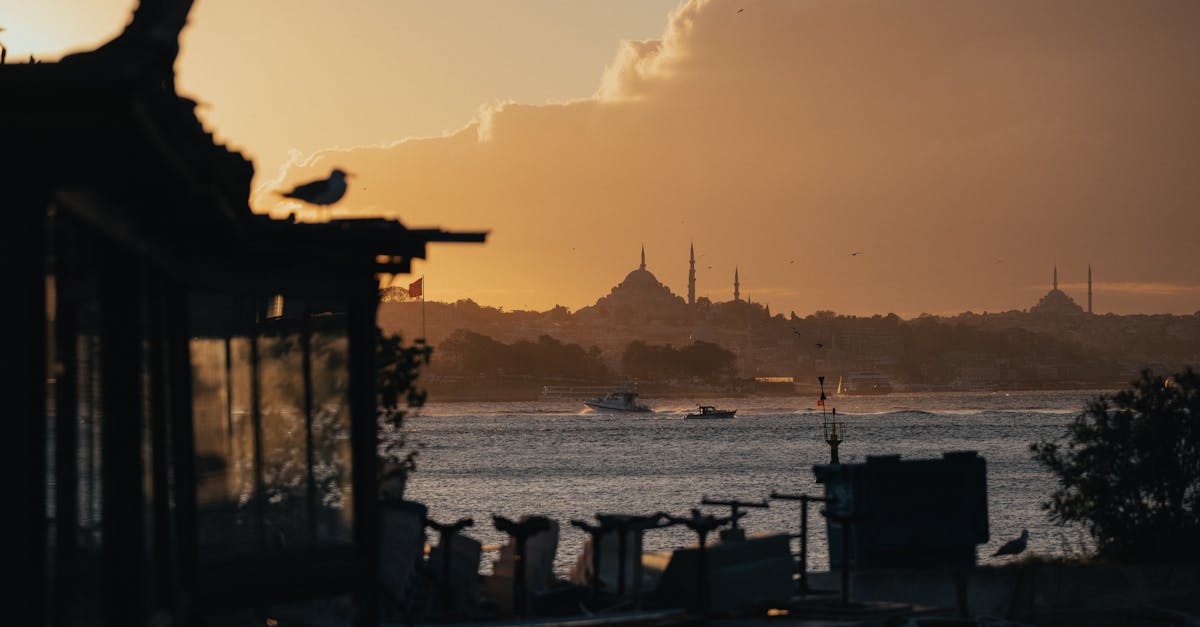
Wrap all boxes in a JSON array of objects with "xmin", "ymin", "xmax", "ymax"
[{"xmin": 8, "ymin": 0, "xmax": 1200, "ymax": 316}]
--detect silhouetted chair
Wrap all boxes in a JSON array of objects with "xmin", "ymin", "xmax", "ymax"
[
  {"xmin": 424, "ymin": 516, "xmax": 482, "ymax": 617},
  {"xmin": 379, "ymin": 500, "xmax": 428, "ymax": 621},
  {"xmin": 484, "ymin": 515, "xmax": 558, "ymax": 617}
]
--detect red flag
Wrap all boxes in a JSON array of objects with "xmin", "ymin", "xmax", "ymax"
[
  {"xmin": 408, "ymin": 277, "xmax": 423, "ymax": 298},
  {"xmin": 817, "ymin": 398, "xmax": 824, "ymax": 407}
]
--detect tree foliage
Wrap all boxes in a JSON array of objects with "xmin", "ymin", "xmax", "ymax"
[
  {"xmin": 437, "ymin": 329, "xmax": 611, "ymax": 380},
  {"xmin": 621, "ymin": 340, "xmax": 737, "ymax": 382},
  {"xmin": 1031, "ymin": 368, "xmax": 1200, "ymax": 561},
  {"xmin": 377, "ymin": 328, "xmax": 431, "ymax": 496}
]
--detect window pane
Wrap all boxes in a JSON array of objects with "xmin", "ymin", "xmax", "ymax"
[
  {"xmin": 190, "ymin": 294, "xmax": 356, "ymax": 558},
  {"xmin": 258, "ymin": 330, "xmax": 310, "ymax": 551},
  {"xmin": 192, "ymin": 337, "xmax": 245, "ymax": 553},
  {"xmin": 309, "ymin": 313, "xmax": 353, "ymax": 546}
]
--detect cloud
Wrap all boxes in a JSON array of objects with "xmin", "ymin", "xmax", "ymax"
[
  {"xmin": 597, "ymin": 38, "xmax": 666, "ymax": 101},
  {"xmin": 260, "ymin": 0, "xmax": 1200, "ymax": 316},
  {"xmin": 1107, "ymin": 283, "xmax": 1200, "ymax": 297}
]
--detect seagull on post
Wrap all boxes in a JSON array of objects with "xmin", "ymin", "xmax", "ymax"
[
  {"xmin": 279, "ymin": 168, "xmax": 351, "ymax": 220},
  {"xmin": 992, "ymin": 529, "xmax": 1028, "ymax": 557}
]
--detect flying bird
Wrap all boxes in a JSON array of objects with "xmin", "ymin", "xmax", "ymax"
[
  {"xmin": 791, "ymin": 327, "xmax": 802, "ymax": 338},
  {"xmin": 737, "ymin": 8, "xmax": 744, "ymax": 13},
  {"xmin": 850, "ymin": 251, "xmax": 863, "ymax": 256},
  {"xmin": 815, "ymin": 343, "xmax": 824, "ymax": 349},
  {"xmin": 992, "ymin": 529, "xmax": 1028, "ymax": 557},
  {"xmin": 280, "ymin": 168, "xmax": 351, "ymax": 206}
]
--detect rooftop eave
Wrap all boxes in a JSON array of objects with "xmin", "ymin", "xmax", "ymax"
[{"xmin": 246, "ymin": 214, "xmax": 486, "ymax": 265}]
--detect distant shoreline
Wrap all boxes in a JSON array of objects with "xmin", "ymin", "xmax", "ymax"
[{"xmin": 421, "ymin": 377, "xmax": 1124, "ymax": 403}]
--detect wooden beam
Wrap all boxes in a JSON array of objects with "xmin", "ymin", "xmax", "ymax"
[
  {"xmin": 1, "ymin": 187, "xmax": 49, "ymax": 626},
  {"xmin": 100, "ymin": 242, "xmax": 146, "ymax": 625},
  {"xmin": 347, "ymin": 284, "xmax": 380, "ymax": 627}
]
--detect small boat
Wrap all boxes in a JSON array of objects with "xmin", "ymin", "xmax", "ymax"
[
  {"xmin": 583, "ymin": 387, "xmax": 652, "ymax": 412},
  {"xmin": 685, "ymin": 405, "xmax": 736, "ymax": 419}
]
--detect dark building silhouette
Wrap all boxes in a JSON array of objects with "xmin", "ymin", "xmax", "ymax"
[
  {"xmin": 577, "ymin": 246, "xmax": 689, "ymax": 318},
  {"xmin": 1030, "ymin": 265, "xmax": 1084, "ymax": 316},
  {"xmin": 2, "ymin": 2, "xmax": 485, "ymax": 625}
]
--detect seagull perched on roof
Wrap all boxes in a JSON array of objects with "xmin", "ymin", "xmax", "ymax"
[
  {"xmin": 279, "ymin": 168, "xmax": 351, "ymax": 221},
  {"xmin": 280, "ymin": 168, "xmax": 351, "ymax": 206},
  {"xmin": 992, "ymin": 529, "xmax": 1028, "ymax": 557}
]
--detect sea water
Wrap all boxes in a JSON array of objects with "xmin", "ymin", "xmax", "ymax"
[{"xmin": 401, "ymin": 389, "xmax": 1103, "ymax": 575}]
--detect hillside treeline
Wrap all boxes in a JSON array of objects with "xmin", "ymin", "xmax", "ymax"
[
  {"xmin": 435, "ymin": 330, "xmax": 737, "ymax": 383},
  {"xmin": 437, "ymin": 330, "xmax": 612, "ymax": 380},
  {"xmin": 621, "ymin": 340, "xmax": 737, "ymax": 382}
]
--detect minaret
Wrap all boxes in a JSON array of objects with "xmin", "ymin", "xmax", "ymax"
[
  {"xmin": 640, "ymin": 244, "xmax": 646, "ymax": 270},
  {"xmin": 734, "ymin": 267, "xmax": 741, "ymax": 301},
  {"xmin": 1053, "ymin": 264, "xmax": 1058, "ymax": 291},
  {"xmin": 687, "ymin": 241, "xmax": 696, "ymax": 306},
  {"xmin": 1088, "ymin": 264, "xmax": 1093, "ymax": 314}
]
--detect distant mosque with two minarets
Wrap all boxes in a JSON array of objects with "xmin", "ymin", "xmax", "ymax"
[
  {"xmin": 575, "ymin": 245, "xmax": 750, "ymax": 321},
  {"xmin": 1030, "ymin": 264, "xmax": 1094, "ymax": 316}
]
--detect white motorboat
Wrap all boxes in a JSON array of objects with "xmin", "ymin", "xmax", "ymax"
[{"xmin": 583, "ymin": 386, "xmax": 651, "ymax": 412}]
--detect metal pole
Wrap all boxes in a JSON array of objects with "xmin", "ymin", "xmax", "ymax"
[
  {"xmin": 841, "ymin": 520, "xmax": 851, "ymax": 606},
  {"xmin": 697, "ymin": 528, "xmax": 710, "ymax": 615},
  {"xmin": 772, "ymin": 492, "xmax": 830, "ymax": 590},
  {"xmin": 514, "ymin": 534, "xmax": 527, "ymax": 618},
  {"xmin": 800, "ymin": 496, "xmax": 810, "ymax": 593},
  {"xmin": 829, "ymin": 411, "xmax": 841, "ymax": 464},
  {"xmin": 616, "ymin": 522, "xmax": 628, "ymax": 596}
]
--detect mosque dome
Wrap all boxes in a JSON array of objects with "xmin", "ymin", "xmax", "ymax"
[
  {"xmin": 1031, "ymin": 288, "xmax": 1083, "ymax": 315},
  {"xmin": 1029, "ymin": 266, "xmax": 1084, "ymax": 316},
  {"xmin": 578, "ymin": 246, "xmax": 688, "ymax": 317},
  {"xmin": 620, "ymin": 267, "xmax": 661, "ymax": 288}
]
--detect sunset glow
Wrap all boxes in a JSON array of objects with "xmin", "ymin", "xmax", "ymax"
[{"xmin": 11, "ymin": 0, "xmax": 1200, "ymax": 315}]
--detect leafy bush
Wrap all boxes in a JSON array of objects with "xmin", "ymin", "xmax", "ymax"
[
  {"xmin": 377, "ymin": 329, "xmax": 431, "ymax": 497},
  {"xmin": 1031, "ymin": 368, "xmax": 1200, "ymax": 561}
]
